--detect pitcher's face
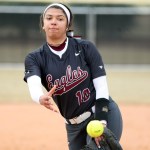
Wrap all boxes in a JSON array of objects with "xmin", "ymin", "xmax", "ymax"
[{"xmin": 42, "ymin": 8, "xmax": 68, "ymax": 39}]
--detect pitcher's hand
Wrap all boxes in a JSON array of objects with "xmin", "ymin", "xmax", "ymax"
[
  {"xmin": 39, "ymin": 85, "xmax": 59, "ymax": 112},
  {"xmin": 94, "ymin": 121, "xmax": 107, "ymax": 148}
]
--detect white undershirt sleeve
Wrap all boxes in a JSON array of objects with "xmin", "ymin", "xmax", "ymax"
[
  {"xmin": 27, "ymin": 75, "xmax": 44, "ymax": 104},
  {"xmin": 93, "ymin": 76, "xmax": 109, "ymax": 100}
]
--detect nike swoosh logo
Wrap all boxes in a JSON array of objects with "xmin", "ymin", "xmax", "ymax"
[
  {"xmin": 75, "ymin": 53, "xmax": 80, "ymax": 56},
  {"xmin": 75, "ymin": 51, "xmax": 81, "ymax": 56}
]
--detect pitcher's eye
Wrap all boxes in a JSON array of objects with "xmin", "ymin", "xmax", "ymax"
[
  {"xmin": 46, "ymin": 17, "xmax": 52, "ymax": 20},
  {"xmin": 57, "ymin": 17, "xmax": 64, "ymax": 21}
]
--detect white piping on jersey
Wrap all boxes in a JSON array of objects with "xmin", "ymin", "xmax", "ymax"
[
  {"xmin": 48, "ymin": 37, "xmax": 69, "ymax": 58},
  {"xmin": 93, "ymin": 75, "xmax": 109, "ymax": 100}
]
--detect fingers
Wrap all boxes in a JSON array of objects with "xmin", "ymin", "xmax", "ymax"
[
  {"xmin": 39, "ymin": 85, "xmax": 59, "ymax": 113},
  {"xmin": 41, "ymin": 98, "xmax": 59, "ymax": 113},
  {"xmin": 39, "ymin": 95, "xmax": 50, "ymax": 105},
  {"xmin": 48, "ymin": 85, "xmax": 57, "ymax": 96},
  {"xmin": 95, "ymin": 137, "xmax": 101, "ymax": 149},
  {"xmin": 94, "ymin": 136, "xmax": 104, "ymax": 149}
]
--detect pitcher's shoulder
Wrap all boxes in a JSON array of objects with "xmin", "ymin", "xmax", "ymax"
[
  {"xmin": 69, "ymin": 37, "xmax": 93, "ymax": 47},
  {"xmin": 26, "ymin": 43, "xmax": 48, "ymax": 57}
]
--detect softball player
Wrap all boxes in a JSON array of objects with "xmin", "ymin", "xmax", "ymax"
[{"xmin": 24, "ymin": 3, "xmax": 123, "ymax": 150}]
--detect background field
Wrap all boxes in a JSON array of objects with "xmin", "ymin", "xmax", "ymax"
[{"xmin": 0, "ymin": 66, "xmax": 150, "ymax": 150}]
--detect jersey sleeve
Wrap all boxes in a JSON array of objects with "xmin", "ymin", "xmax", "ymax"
[
  {"xmin": 24, "ymin": 53, "xmax": 41, "ymax": 82},
  {"xmin": 83, "ymin": 41, "xmax": 106, "ymax": 79}
]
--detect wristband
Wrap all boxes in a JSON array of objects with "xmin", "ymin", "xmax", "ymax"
[{"xmin": 94, "ymin": 98, "xmax": 110, "ymax": 122}]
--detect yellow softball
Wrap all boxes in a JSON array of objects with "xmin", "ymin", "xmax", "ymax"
[{"xmin": 86, "ymin": 120, "xmax": 104, "ymax": 138}]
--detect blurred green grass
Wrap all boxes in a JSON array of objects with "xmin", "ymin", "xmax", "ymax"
[{"xmin": 0, "ymin": 65, "xmax": 150, "ymax": 104}]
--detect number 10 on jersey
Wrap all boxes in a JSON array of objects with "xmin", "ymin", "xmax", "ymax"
[{"xmin": 75, "ymin": 88, "xmax": 91, "ymax": 105}]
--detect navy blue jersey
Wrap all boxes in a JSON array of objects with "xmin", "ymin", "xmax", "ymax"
[{"xmin": 24, "ymin": 37, "xmax": 106, "ymax": 119}]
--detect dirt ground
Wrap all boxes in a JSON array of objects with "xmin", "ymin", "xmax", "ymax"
[{"xmin": 0, "ymin": 103, "xmax": 150, "ymax": 150}]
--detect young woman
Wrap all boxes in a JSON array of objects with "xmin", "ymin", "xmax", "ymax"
[{"xmin": 24, "ymin": 3, "xmax": 123, "ymax": 150}]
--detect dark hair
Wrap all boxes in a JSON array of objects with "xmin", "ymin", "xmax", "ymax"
[{"xmin": 40, "ymin": 3, "xmax": 73, "ymax": 31}]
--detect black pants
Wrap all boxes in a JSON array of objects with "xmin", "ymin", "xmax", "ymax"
[{"xmin": 65, "ymin": 98, "xmax": 123, "ymax": 150}]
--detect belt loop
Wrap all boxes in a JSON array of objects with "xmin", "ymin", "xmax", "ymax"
[
  {"xmin": 66, "ymin": 119, "xmax": 71, "ymax": 124},
  {"xmin": 91, "ymin": 105, "xmax": 95, "ymax": 113}
]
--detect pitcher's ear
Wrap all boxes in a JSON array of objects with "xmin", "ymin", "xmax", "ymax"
[{"xmin": 39, "ymin": 14, "xmax": 44, "ymax": 29}]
